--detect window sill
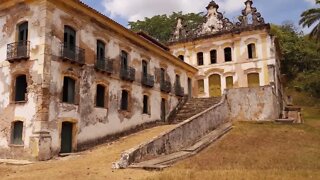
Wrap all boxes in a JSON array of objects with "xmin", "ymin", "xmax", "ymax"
[
  {"xmin": 9, "ymin": 144, "xmax": 24, "ymax": 147},
  {"xmin": 11, "ymin": 100, "xmax": 27, "ymax": 104},
  {"xmin": 95, "ymin": 106, "xmax": 108, "ymax": 110}
]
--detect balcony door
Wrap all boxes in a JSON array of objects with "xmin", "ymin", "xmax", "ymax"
[
  {"xmin": 17, "ymin": 22, "xmax": 28, "ymax": 57},
  {"xmin": 142, "ymin": 60, "xmax": 148, "ymax": 77},
  {"xmin": 63, "ymin": 26, "xmax": 76, "ymax": 60},
  {"xmin": 97, "ymin": 40, "xmax": 105, "ymax": 68}
]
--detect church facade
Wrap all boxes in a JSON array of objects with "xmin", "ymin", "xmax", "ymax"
[{"xmin": 169, "ymin": 0, "xmax": 282, "ymax": 98}]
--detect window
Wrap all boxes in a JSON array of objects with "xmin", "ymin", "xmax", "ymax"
[
  {"xmin": 15, "ymin": 75, "xmax": 27, "ymax": 102},
  {"xmin": 96, "ymin": 85, "xmax": 106, "ymax": 108},
  {"xmin": 178, "ymin": 55, "xmax": 184, "ymax": 61},
  {"xmin": 197, "ymin": 52, "xmax": 204, "ymax": 65},
  {"xmin": 160, "ymin": 68, "xmax": 165, "ymax": 83},
  {"xmin": 18, "ymin": 22, "xmax": 28, "ymax": 42},
  {"xmin": 247, "ymin": 43, "xmax": 256, "ymax": 59},
  {"xmin": 161, "ymin": 98, "xmax": 166, "ymax": 121},
  {"xmin": 142, "ymin": 60, "xmax": 148, "ymax": 77},
  {"xmin": 226, "ymin": 76, "xmax": 234, "ymax": 89},
  {"xmin": 97, "ymin": 40, "xmax": 105, "ymax": 61},
  {"xmin": 121, "ymin": 90, "xmax": 129, "ymax": 111},
  {"xmin": 175, "ymin": 74, "xmax": 181, "ymax": 86},
  {"xmin": 198, "ymin": 79, "xmax": 205, "ymax": 94},
  {"xmin": 210, "ymin": 50, "xmax": 217, "ymax": 64},
  {"xmin": 121, "ymin": 50, "xmax": 128, "ymax": 69},
  {"xmin": 64, "ymin": 26, "xmax": 76, "ymax": 50},
  {"xmin": 224, "ymin": 47, "xmax": 232, "ymax": 62},
  {"xmin": 143, "ymin": 95, "xmax": 149, "ymax": 114},
  {"xmin": 12, "ymin": 121, "xmax": 23, "ymax": 145},
  {"xmin": 62, "ymin": 77, "xmax": 76, "ymax": 104},
  {"xmin": 247, "ymin": 73, "xmax": 260, "ymax": 87}
]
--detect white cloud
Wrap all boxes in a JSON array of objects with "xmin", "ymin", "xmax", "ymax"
[
  {"xmin": 304, "ymin": 0, "xmax": 316, "ymax": 5},
  {"xmin": 102, "ymin": 0, "xmax": 246, "ymax": 22}
]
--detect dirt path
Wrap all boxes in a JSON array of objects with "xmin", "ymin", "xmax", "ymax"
[{"xmin": 0, "ymin": 124, "xmax": 176, "ymax": 180}]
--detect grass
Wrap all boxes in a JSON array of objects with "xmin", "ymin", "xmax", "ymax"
[{"xmin": 146, "ymin": 106, "xmax": 320, "ymax": 180}]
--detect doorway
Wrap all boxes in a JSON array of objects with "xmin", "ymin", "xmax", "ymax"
[
  {"xmin": 209, "ymin": 74, "xmax": 221, "ymax": 97},
  {"xmin": 60, "ymin": 122, "xmax": 73, "ymax": 154}
]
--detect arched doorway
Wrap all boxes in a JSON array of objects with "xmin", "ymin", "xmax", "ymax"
[{"xmin": 209, "ymin": 74, "xmax": 221, "ymax": 97}]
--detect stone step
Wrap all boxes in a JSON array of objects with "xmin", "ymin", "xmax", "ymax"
[{"xmin": 275, "ymin": 119, "xmax": 295, "ymax": 123}]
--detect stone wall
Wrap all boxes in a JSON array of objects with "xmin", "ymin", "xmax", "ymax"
[
  {"xmin": 226, "ymin": 86, "xmax": 281, "ymax": 121},
  {"xmin": 114, "ymin": 85, "xmax": 282, "ymax": 168}
]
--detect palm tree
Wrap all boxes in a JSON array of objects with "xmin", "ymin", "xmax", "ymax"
[{"xmin": 299, "ymin": 0, "xmax": 320, "ymax": 41}]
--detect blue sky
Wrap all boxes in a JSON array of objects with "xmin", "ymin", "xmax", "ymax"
[{"xmin": 82, "ymin": 0, "xmax": 317, "ymax": 33}]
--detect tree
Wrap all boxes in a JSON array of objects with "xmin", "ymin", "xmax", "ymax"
[
  {"xmin": 299, "ymin": 0, "xmax": 320, "ymax": 41},
  {"xmin": 129, "ymin": 12, "xmax": 203, "ymax": 43}
]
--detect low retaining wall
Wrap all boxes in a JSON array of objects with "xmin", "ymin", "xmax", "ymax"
[
  {"xmin": 113, "ymin": 95, "xmax": 230, "ymax": 168},
  {"xmin": 227, "ymin": 86, "xmax": 281, "ymax": 121},
  {"xmin": 113, "ymin": 86, "xmax": 282, "ymax": 168}
]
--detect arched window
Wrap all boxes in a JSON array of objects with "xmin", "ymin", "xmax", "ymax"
[
  {"xmin": 63, "ymin": 26, "xmax": 76, "ymax": 60},
  {"xmin": 62, "ymin": 77, "xmax": 76, "ymax": 104},
  {"xmin": 18, "ymin": 22, "xmax": 28, "ymax": 42},
  {"xmin": 121, "ymin": 90, "xmax": 129, "ymax": 111},
  {"xmin": 247, "ymin": 43, "xmax": 256, "ymax": 59},
  {"xmin": 120, "ymin": 50, "xmax": 128, "ymax": 69},
  {"xmin": 12, "ymin": 121, "xmax": 23, "ymax": 145},
  {"xmin": 197, "ymin": 52, "xmax": 204, "ymax": 65},
  {"xmin": 210, "ymin": 50, "xmax": 217, "ymax": 64},
  {"xmin": 15, "ymin": 74, "xmax": 27, "ymax": 102},
  {"xmin": 178, "ymin": 55, "xmax": 184, "ymax": 61},
  {"xmin": 224, "ymin": 47, "xmax": 232, "ymax": 62},
  {"xmin": 96, "ymin": 84, "xmax": 106, "ymax": 108},
  {"xmin": 97, "ymin": 40, "xmax": 105, "ymax": 62},
  {"xmin": 143, "ymin": 95, "xmax": 149, "ymax": 114}
]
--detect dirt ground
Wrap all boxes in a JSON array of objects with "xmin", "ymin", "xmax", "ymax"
[{"xmin": 0, "ymin": 107, "xmax": 319, "ymax": 180}]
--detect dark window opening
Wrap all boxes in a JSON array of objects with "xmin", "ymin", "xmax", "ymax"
[
  {"xmin": 64, "ymin": 26, "xmax": 76, "ymax": 50},
  {"xmin": 178, "ymin": 55, "xmax": 184, "ymax": 61},
  {"xmin": 161, "ymin": 98, "xmax": 166, "ymax": 121},
  {"xmin": 143, "ymin": 95, "xmax": 149, "ymax": 114},
  {"xmin": 12, "ymin": 121, "xmax": 23, "ymax": 145},
  {"xmin": 15, "ymin": 75, "xmax": 27, "ymax": 102},
  {"xmin": 121, "ymin": 50, "xmax": 128, "ymax": 69},
  {"xmin": 210, "ymin": 50, "xmax": 217, "ymax": 64},
  {"xmin": 224, "ymin": 47, "xmax": 232, "ymax": 62},
  {"xmin": 121, "ymin": 90, "xmax": 129, "ymax": 111},
  {"xmin": 62, "ymin": 77, "xmax": 76, "ymax": 104},
  {"xmin": 197, "ymin": 52, "xmax": 204, "ymax": 65},
  {"xmin": 18, "ymin": 22, "xmax": 28, "ymax": 42},
  {"xmin": 160, "ymin": 68, "xmax": 165, "ymax": 83},
  {"xmin": 96, "ymin": 85, "xmax": 105, "ymax": 108},
  {"xmin": 247, "ymin": 43, "xmax": 256, "ymax": 59},
  {"xmin": 142, "ymin": 60, "xmax": 148, "ymax": 77},
  {"xmin": 97, "ymin": 40, "xmax": 105, "ymax": 61},
  {"xmin": 176, "ymin": 74, "xmax": 181, "ymax": 86}
]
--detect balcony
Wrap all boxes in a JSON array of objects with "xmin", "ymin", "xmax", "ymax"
[
  {"xmin": 120, "ymin": 66, "xmax": 135, "ymax": 82},
  {"xmin": 95, "ymin": 58, "xmax": 113, "ymax": 74},
  {"xmin": 160, "ymin": 80, "xmax": 172, "ymax": 93},
  {"xmin": 175, "ymin": 84, "xmax": 184, "ymax": 97},
  {"xmin": 141, "ymin": 74, "xmax": 155, "ymax": 88},
  {"xmin": 60, "ymin": 43, "xmax": 85, "ymax": 65},
  {"xmin": 7, "ymin": 41, "xmax": 30, "ymax": 63}
]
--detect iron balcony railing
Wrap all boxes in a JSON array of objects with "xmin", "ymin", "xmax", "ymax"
[
  {"xmin": 95, "ymin": 57, "xmax": 113, "ymax": 74},
  {"xmin": 160, "ymin": 80, "xmax": 172, "ymax": 93},
  {"xmin": 141, "ymin": 74, "xmax": 155, "ymax": 88},
  {"xmin": 7, "ymin": 41, "xmax": 30, "ymax": 62},
  {"xmin": 175, "ymin": 84, "xmax": 185, "ymax": 97},
  {"xmin": 120, "ymin": 66, "xmax": 136, "ymax": 81},
  {"xmin": 60, "ymin": 43, "xmax": 85, "ymax": 65}
]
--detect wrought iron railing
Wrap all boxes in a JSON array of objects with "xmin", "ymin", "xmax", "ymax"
[
  {"xmin": 7, "ymin": 41, "xmax": 30, "ymax": 61},
  {"xmin": 160, "ymin": 80, "xmax": 172, "ymax": 93},
  {"xmin": 95, "ymin": 57, "xmax": 113, "ymax": 74},
  {"xmin": 60, "ymin": 43, "xmax": 85, "ymax": 65},
  {"xmin": 120, "ymin": 66, "xmax": 135, "ymax": 81},
  {"xmin": 141, "ymin": 74, "xmax": 154, "ymax": 88},
  {"xmin": 175, "ymin": 84, "xmax": 185, "ymax": 97}
]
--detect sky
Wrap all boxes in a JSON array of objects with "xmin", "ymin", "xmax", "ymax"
[{"xmin": 81, "ymin": 0, "xmax": 318, "ymax": 33}]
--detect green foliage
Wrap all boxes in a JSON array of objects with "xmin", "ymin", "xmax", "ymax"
[
  {"xmin": 129, "ymin": 12, "xmax": 203, "ymax": 43},
  {"xmin": 271, "ymin": 23, "xmax": 320, "ymax": 98},
  {"xmin": 299, "ymin": 0, "xmax": 320, "ymax": 41}
]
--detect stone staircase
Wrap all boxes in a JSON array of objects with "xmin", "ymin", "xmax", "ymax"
[{"xmin": 171, "ymin": 97, "xmax": 221, "ymax": 123}]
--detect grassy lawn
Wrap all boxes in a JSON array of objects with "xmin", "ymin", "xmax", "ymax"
[{"xmin": 146, "ymin": 107, "xmax": 320, "ymax": 180}]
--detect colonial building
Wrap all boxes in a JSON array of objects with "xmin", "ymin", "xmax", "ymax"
[
  {"xmin": 169, "ymin": 0, "xmax": 282, "ymax": 98},
  {"xmin": 0, "ymin": 0, "xmax": 197, "ymax": 160}
]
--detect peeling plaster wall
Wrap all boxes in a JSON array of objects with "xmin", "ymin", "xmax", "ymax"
[
  {"xmin": 169, "ymin": 30, "xmax": 279, "ymax": 98},
  {"xmin": 45, "ymin": 2, "xmax": 193, "ymax": 154},
  {"xmin": 0, "ymin": 0, "xmax": 47, "ymax": 159}
]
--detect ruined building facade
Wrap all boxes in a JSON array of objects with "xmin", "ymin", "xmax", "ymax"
[
  {"xmin": 0, "ymin": 0, "xmax": 197, "ymax": 160},
  {"xmin": 169, "ymin": 0, "xmax": 282, "ymax": 98}
]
